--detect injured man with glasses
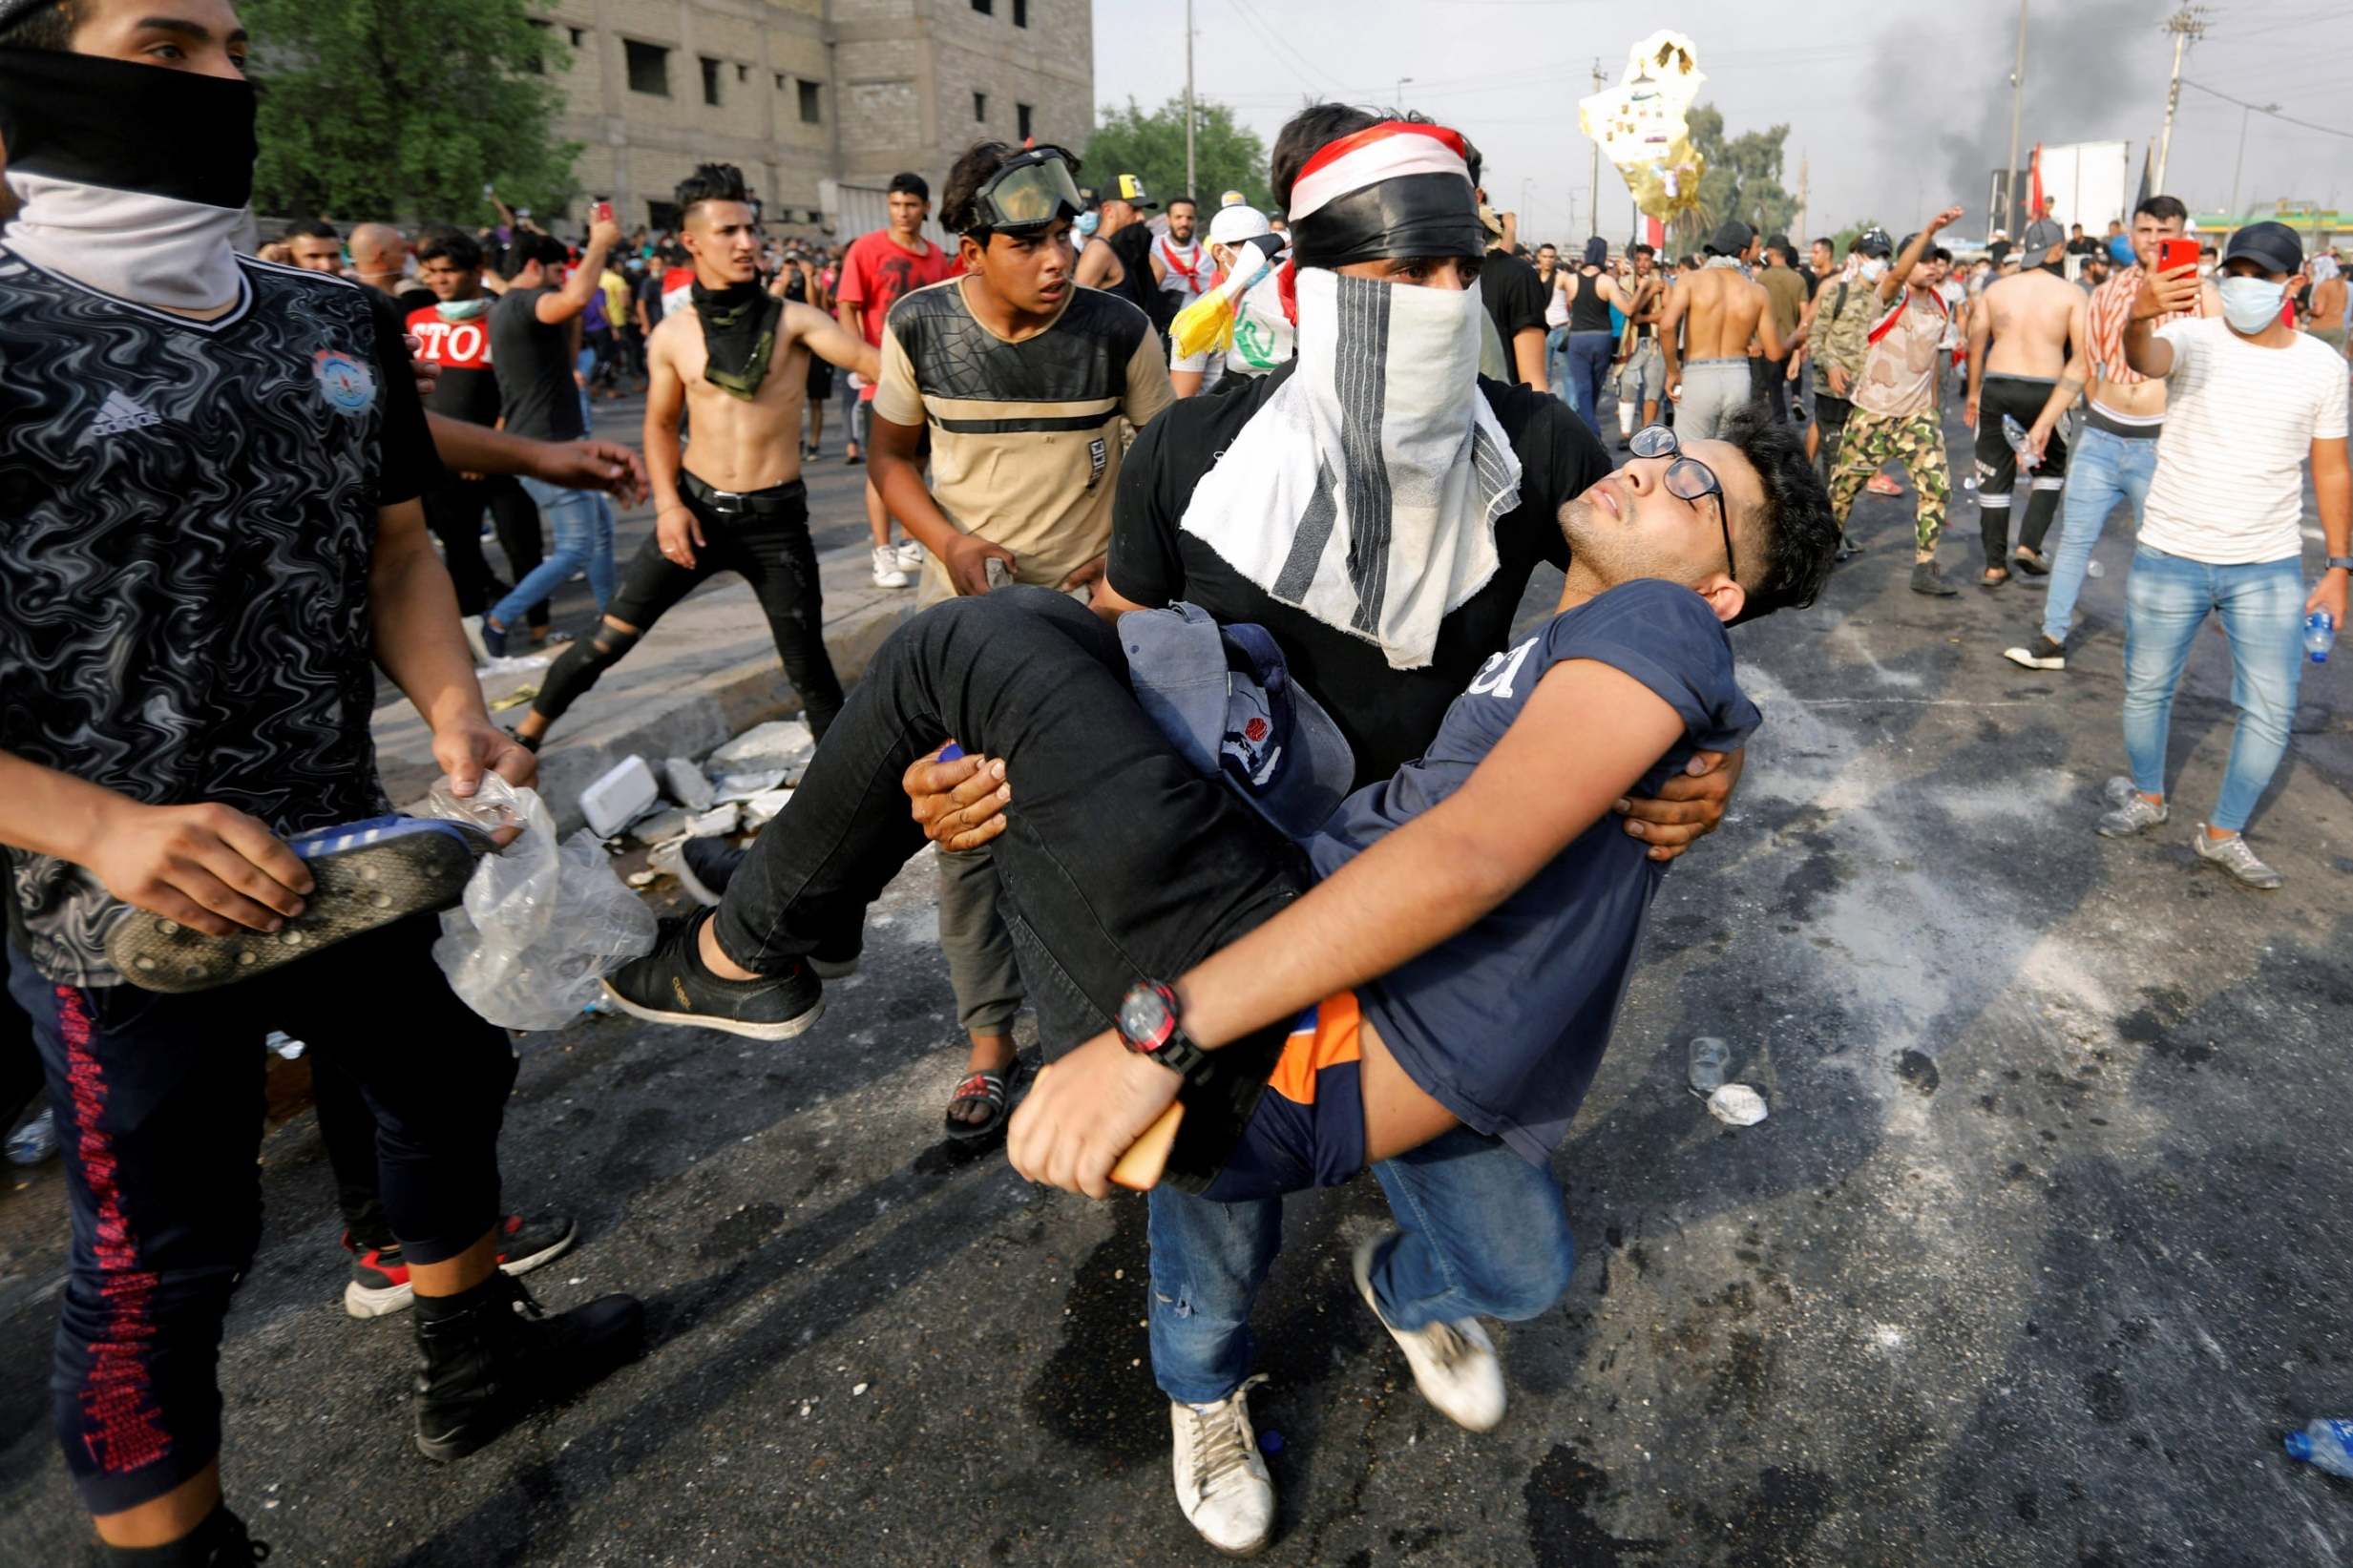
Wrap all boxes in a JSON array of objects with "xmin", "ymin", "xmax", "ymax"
[{"xmin": 601, "ymin": 113, "xmax": 1838, "ymax": 1552}]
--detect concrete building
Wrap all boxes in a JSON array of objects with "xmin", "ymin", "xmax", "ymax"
[{"xmin": 530, "ymin": 0, "xmax": 1094, "ymax": 241}]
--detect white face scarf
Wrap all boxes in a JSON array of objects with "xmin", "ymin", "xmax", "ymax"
[
  {"xmin": 4, "ymin": 170, "xmax": 252, "ymax": 313},
  {"xmin": 1178, "ymin": 266, "xmax": 1522, "ymax": 670}
]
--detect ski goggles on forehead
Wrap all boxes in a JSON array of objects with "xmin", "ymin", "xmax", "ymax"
[
  {"xmin": 1628, "ymin": 425, "xmax": 1735, "ymax": 584},
  {"xmin": 969, "ymin": 147, "xmax": 1084, "ymax": 235}
]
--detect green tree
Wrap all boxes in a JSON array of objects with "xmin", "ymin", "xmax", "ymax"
[
  {"xmin": 1670, "ymin": 104, "xmax": 1798, "ymax": 253},
  {"xmin": 1082, "ymin": 96, "xmax": 1271, "ymax": 212},
  {"xmin": 244, "ymin": 0, "xmax": 579, "ymax": 224}
]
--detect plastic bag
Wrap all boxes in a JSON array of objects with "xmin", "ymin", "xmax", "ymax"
[{"xmin": 421, "ymin": 773, "xmax": 658, "ymax": 1030}]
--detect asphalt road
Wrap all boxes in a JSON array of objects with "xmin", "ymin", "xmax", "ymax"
[{"xmin": 9, "ymin": 380, "xmax": 2353, "ymax": 1566}]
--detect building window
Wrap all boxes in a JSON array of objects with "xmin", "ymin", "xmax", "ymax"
[
  {"xmin": 973, "ymin": 91, "xmax": 988, "ymax": 122},
  {"xmin": 624, "ymin": 40, "xmax": 670, "ymax": 97},
  {"xmin": 701, "ymin": 56, "xmax": 722, "ymax": 106},
  {"xmin": 568, "ymin": 26, "xmax": 584, "ymax": 47},
  {"xmin": 1014, "ymin": 0, "xmax": 1027, "ymax": 25},
  {"xmin": 1017, "ymin": 102, "xmax": 1033, "ymax": 139},
  {"xmin": 647, "ymin": 200, "xmax": 681, "ymax": 234},
  {"xmin": 798, "ymin": 80, "xmax": 822, "ymax": 124},
  {"xmin": 737, "ymin": 63, "xmax": 749, "ymax": 83},
  {"xmin": 971, "ymin": 0, "xmax": 992, "ymax": 12}
]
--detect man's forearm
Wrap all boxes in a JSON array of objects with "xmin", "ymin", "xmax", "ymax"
[
  {"xmin": 1512, "ymin": 328, "xmax": 1546, "ymax": 389},
  {"xmin": 0, "ymin": 750, "xmax": 130, "ymax": 866},
  {"xmin": 644, "ymin": 412, "xmax": 687, "ymax": 512},
  {"xmin": 2122, "ymin": 316, "xmax": 2166, "ymax": 378},
  {"xmin": 370, "ymin": 508, "xmax": 489, "ymax": 732},
  {"xmin": 2029, "ymin": 353, "xmax": 2089, "ymax": 433},
  {"xmin": 427, "ymin": 412, "xmax": 559, "ymax": 482},
  {"xmin": 2317, "ymin": 454, "xmax": 2351, "ymax": 556},
  {"xmin": 868, "ymin": 441, "xmax": 962, "ymax": 554}
]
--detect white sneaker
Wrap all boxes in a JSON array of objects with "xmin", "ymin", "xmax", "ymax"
[
  {"xmin": 893, "ymin": 537, "xmax": 928, "ymax": 570},
  {"xmin": 870, "ymin": 546, "xmax": 911, "ymax": 589},
  {"xmin": 1169, "ymin": 1375, "xmax": 1274, "ymax": 1558},
  {"xmin": 1353, "ymin": 1237, "xmax": 1506, "ymax": 1432},
  {"xmin": 2192, "ymin": 825, "xmax": 2283, "ymax": 889}
]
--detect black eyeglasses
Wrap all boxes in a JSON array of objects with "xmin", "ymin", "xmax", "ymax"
[{"xmin": 1628, "ymin": 425, "xmax": 1735, "ymax": 584}]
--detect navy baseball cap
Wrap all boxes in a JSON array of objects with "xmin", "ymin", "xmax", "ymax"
[
  {"xmin": 2220, "ymin": 220, "xmax": 2302, "ymax": 278},
  {"xmin": 1122, "ymin": 603, "xmax": 1355, "ymax": 842}
]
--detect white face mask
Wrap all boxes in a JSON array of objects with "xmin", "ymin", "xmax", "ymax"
[
  {"xmin": 1859, "ymin": 258, "xmax": 1887, "ymax": 283},
  {"xmin": 2218, "ymin": 275, "xmax": 2287, "ymax": 334}
]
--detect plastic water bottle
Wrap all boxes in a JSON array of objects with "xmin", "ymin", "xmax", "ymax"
[
  {"xmin": 2285, "ymin": 1419, "xmax": 2353, "ymax": 1477},
  {"xmin": 2305, "ymin": 610, "xmax": 2336, "ymax": 664},
  {"xmin": 6, "ymin": 1109, "xmax": 56, "ymax": 1166},
  {"xmin": 2000, "ymin": 413, "xmax": 2041, "ymax": 471},
  {"xmin": 1687, "ymin": 1036, "xmax": 1732, "ymax": 1098}
]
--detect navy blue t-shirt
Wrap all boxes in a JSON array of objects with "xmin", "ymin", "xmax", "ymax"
[{"xmin": 1303, "ymin": 578, "xmax": 1761, "ymax": 1164}]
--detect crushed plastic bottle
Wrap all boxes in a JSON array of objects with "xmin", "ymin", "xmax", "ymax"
[
  {"xmin": 1687, "ymin": 1036, "xmax": 1732, "ymax": 1098},
  {"xmin": 7, "ymin": 1109, "xmax": 57, "ymax": 1166},
  {"xmin": 2284, "ymin": 1419, "xmax": 2353, "ymax": 1477},
  {"xmin": 2085, "ymin": 558, "xmax": 2105, "ymax": 578},
  {"xmin": 2000, "ymin": 413, "xmax": 2041, "ymax": 471},
  {"xmin": 2305, "ymin": 610, "xmax": 2336, "ymax": 665}
]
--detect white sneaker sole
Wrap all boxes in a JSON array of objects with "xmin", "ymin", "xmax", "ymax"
[
  {"xmin": 1353, "ymin": 1239, "xmax": 1505, "ymax": 1432},
  {"xmin": 2002, "ymin": 646, "xmax": 2065, "ymax": 671},
  {"xmin": 598, "ymin": 979, "xmax": 827, "ymax": 1042}
]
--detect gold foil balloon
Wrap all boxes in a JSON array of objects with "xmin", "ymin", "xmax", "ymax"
[{"xmin": 1577, "ymin": 30, "xmax": 1708, "ymax": 222}]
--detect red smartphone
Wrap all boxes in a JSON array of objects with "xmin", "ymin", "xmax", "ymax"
[
  {"xmin": 2156, "ymin": 238, "xmax": 2198, "ymax": 276},
  {"xmin": 591, "ymin": 198, "xmax": 615, "ymax": 227}
]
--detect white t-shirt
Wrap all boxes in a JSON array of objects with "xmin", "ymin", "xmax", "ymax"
[
  {"xmin": 1170, "ymin": 268, "xmax": 1294, "ymax": 385},
  {"xmin": 2140, "ymin": 318, "xmax": 2349, "ymax": 564}
]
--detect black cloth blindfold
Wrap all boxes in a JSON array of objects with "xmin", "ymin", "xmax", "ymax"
[{"xmin": 1288, "ymin": 173, "xmax": 1483, "ymax": 269}]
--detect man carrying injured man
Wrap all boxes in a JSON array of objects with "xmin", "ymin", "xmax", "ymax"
[{"xmin": 604, "ymin": 114, "xmax": 1840, "ymax": 1561}]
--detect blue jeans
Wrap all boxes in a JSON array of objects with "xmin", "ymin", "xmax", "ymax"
[
  {"xmin": 2121, "ymin": 546, "xmax": 2305, "ymax": 832},
  {"xmin": 1544, "ymin": 326, "xmax": 1572, "ymax": 404},
  {"xmin": 1564, "ymin": 331, "xmax": 1616, "ymax": 436},
  {"xmin": 2042, "ymin": 426, "xmax": 2158, "ymax": 645},
  {"xmin": 490, "ymin": 478, "xmax": 617, "ymax": 630},
  {"xmin": 1145, "ymin": 1125, "xmax": 1578, "ymax": 1404}
]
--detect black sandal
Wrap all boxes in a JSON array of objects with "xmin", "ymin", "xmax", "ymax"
[
  {"xmin": 944, "ymin": 1064, "xmax": 1018, "ymax": 1141},
  {"xmin": 2013, "ymin": 548, "xmax": 2051, "ymax": 575},
  {"xmin": 1981, "ymin": 568, "xmax": 2010, "ymax": 590}
]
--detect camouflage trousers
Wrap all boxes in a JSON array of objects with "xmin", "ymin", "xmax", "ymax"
[{"xmin": 1828, "ymin": 408, "xmax": 1950, "ymax": 554}]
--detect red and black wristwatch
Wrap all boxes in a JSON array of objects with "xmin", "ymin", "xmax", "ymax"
[{"xmin": 1117, "ymin": 980, "xmax": 1213, "ymax": 1086}]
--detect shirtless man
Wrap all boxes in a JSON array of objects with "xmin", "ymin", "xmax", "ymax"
[
  {"xmin": 2004, "ymin": 196, "xmax": 2218, "ymax": 670},
  {"xmin": 1964, "ymin": 235, "xmax": 2087, "ymax": 585},
  {"xmin": 1662, "ymin": 220, "xmax": 1784, "ymax": 442},
  {"xmin": 512, "ymin": 163, "xmax": 878, "ymax": 749},
  {"xmin": 1075, "ymin": 173, "xmax": 1160, "ymax": 322}
]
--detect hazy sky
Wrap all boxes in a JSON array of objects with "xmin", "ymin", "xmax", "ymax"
[{"xmin": 1094, "ymin": 0, "xmax": 2353, "ymax": 241}]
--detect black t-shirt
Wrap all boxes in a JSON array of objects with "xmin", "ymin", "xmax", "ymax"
[
  {"xmin": 0, "ymin": 251, "xmax": 438, "ymax": 984},
  {"xmin": 392, "ymin": 283, "xmax": 437, "ymax": 317},
  {"xmin": 1109, "ymin": 361, "xmax": 1604, "ymax": 784},
  {"xmin": 1101, "ymin": 225, "xmax": 1165, "ymax": 324},
  {"xmin": 1480, "ymin": 251, "xmax": 1551, "ymax": 364},
  {"xmin": 490, "ymin": 283, "xmax": 585, "ymax": 442}
]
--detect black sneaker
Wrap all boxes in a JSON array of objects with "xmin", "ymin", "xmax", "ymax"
[
  {"xmin": 601, "ymin": 911, "xmax": 826, "ymax": 1041},
  {"xmin": 677, "ymin": 838, "xmax": 748, "ymax": 907},
  {"xmin": 1910, "ymin": 560, "xmax": 1959, "ymax": 597},
  {"xmin": 413, "ymin": 1271, "xmax": 642, "ymax": 1463},
  {"xmin": 2003, "ymin": 635, "xmax": 2067, "ymax": 671},
  {"xmin": 677, "ymin": 841, "xmax": 862, "ymax": 976}
]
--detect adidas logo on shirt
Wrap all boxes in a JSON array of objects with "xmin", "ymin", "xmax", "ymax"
[{"xmin": 89, "ymin": 389, "xmax": 163, "ymax": 439}]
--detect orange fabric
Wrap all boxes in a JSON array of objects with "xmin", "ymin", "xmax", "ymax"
[{"xmin": 1266, "ymin": 991, "xmax": 1363, "ymax": 1106}]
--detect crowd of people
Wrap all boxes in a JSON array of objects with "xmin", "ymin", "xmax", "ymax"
[{"xmin": 0, "ymin": 0, "xmax": 2347, "ymax": 1562}]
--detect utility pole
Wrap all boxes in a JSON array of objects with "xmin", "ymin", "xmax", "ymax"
[
  {"xmin": 1184, "ymin": 0, "xmax": 1196, "ymax": 198},
  {"xmin": 1588, "ymin": 57, "xmax": 1604, "ymax": 242},
  {"xmin": 2004, "ymin": 0, "xmax": 2028, "ymax": 238},
  {"xmin": 2154, "ymin": 4, "xmax": 2209, "ymax": 196},
  {"xmin": 2229, "ymin": 101, "xmax": 2279, "ymax": 221},
  {"xmin": 1796, "ymin": 151, "xmax": 1810, "ymax": 241}
]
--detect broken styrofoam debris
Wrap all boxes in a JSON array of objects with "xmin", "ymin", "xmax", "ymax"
[
  {"xmin": 662, "ymin": 757, "xmax": 716, "ymax": 812},
  {"xmin": 579, "ymin": 755, "xmax": 660, "ymax": 839},
  {"xmin": 630, "ymin": 807, "xmax": 694, "ymax": 847},
  {"xmin": 742, "ymin": 787, "xmax": 794, "ymax": 827},
  {"xmin": 1706, "ymin": 1084, "xmax": 1769, "ymax": 1127},
  {"xmin": 708, "ymin": 720, "xmax": 816, "ymax": 777},
  {"xmin": 685, "ymin": 803, "xmax": 742, "ymax": 839},
  {"xmin": 473, "ymin": 651, "xmax": 556, "ymax": 681},
  {"xmin": 625, "ymin": 869, "xmax": 661, "ymax": 889},
  {"xmin": 711, "ymin": 768, "xmax": 789, "ymax": 804}
]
